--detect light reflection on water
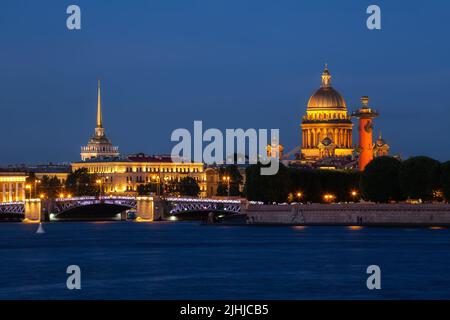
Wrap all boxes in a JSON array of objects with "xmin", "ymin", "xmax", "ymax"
[{"xmin": 0, "ymin": 221, "xmax": 450, "ymax": 299}]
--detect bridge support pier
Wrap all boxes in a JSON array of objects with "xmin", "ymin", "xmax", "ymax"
[
  {"xmin": 23, "ymin": 199, "xmax": 42, "ymax": 223},
  {"xmin": 135, "ymin": 196, "xmax": 165, "ymax": 222},
  {"xmin": 136, "ymin": 196, "xmax": 154, "ymax": 222}
]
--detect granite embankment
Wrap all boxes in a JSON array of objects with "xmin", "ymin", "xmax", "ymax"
[{"xmin": 244, "ymin": 203, "xmax": 450, "ymax": 226}]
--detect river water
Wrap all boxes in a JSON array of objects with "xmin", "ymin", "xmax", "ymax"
[{"xmin": 0, "ymin": 221, "xmax": 449, "ymax": 299}]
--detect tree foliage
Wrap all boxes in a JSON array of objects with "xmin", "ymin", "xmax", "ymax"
[
  {"xmin": 440, "ymin": 161, "xmax": 450, "ymax": 202},
  {"xmin": 137, "ymin": 183, "xmax": 158, "ymax": 196},
  {"xmin": 216, "ymin": 165, "xmax": 243, "ymax": 196},
  {"xmin": 399, "ymin": 156, "xmax": 440, "ymax": 201},
  {"xmin": 360, "ymin": 156, "xmax": 403, "ymax": 203},
  {"xmin": 65, "ymin": 168, "xmax": 99, "ymax": 197},
  {"xmin": 177, "ymin": 177, "xmax": 200, "ymax": 197},
  {"xmin": 244, "ymin": 163, "xmax": 291, "ymax": 203}
]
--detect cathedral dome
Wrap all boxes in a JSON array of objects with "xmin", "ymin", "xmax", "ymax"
[{"xmin": 307, "ymin": 65, "xmax": 347, "ymax": 110}]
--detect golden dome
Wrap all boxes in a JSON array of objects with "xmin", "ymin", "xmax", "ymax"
[{"xmin": 307, "ymin": 65, "xmax": 347, "ymax": 110}]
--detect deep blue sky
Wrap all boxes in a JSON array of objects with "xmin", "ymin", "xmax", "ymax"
[{"xmin": 0, "ymin": 0, "xmax": 449, "ymax": 164}]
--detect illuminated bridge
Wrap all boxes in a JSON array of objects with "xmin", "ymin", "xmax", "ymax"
[
  {"xmin": 167, "ymin": 197, "xmax": 242, "ymax": 214},
  {"xmin": 0, "ymin": 196, "xmax": 246, "ymax": 222}
]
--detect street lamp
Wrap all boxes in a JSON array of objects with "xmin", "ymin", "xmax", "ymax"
[
  {"xmin": 163, "ymin": 176, "xmax": 170, "ymax": 196},
  {"xmin": 34, "ymin": 179, "xmax": 41, "ymax": 198},
  {"xmin": 25, "ymin": 184, "xmax": 31, "ymax": 200},
  {"xmin": 223, "ymin": 176, "xmax": 231, "ymax": 197},
  {"xmin": 351, "ymin": 190, "xmax": 358, "ymax": 202},
  {"xmin": 96, "ymin": 179, "xmax": 102, "ymax": 198},
  {"xmin": 323, "ymin": 193, "xmax": 335, "ymax": 203}
]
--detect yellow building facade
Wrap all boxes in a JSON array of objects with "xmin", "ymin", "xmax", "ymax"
[
  {"xmin": 72, "ymin": 154, "xmax": 212, "ymax": 197},
  {"xmin": 301, "ymin": 65, "xmax": 353, "ymax": 160},
  {"xmin": 0, "ymin": 172, "xmax": 27, "ymax": 202}
]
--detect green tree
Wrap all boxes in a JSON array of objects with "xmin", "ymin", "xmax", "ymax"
[
  {"xmin": 177, "ymin": 177, "xmax": 200, "ymax": 197},
  {"xmin": 65, "ymin": 168, "xmax": 99, "ymax": 197},
  {"xmin": 216, "ymin": 165, "xmax": 243, "ymax": 196},
  {"xmin": 289, "ymin": 168, "xmax": 360, "ymax": 203},
  {"xmin": 40, "ymin": 175, "xmax": 62, "ymax": 199},
  {"xmin": 440, "ymin": 161, "xmax": 450, "ymax": 202},
  {"xmin": 399, "ymin": 156, "xmax": 440, "ymax": 201},
  {"xmin": 360, "ymin": 156, "xmax": 403, "ymax": 203},
  {"xmin": 137, "ymin": 183, "xmax": 157, "ymax": 196},
  {"xmin": 244, "ymin": 162, "xmax": 291, "ymax": 203}
]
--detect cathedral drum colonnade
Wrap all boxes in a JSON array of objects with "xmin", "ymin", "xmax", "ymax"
[{"xmin": 301, "ymin": 65, "xmax": 354, "ymax": 160}]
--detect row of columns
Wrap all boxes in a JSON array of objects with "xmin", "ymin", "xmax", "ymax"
[
  {"xmin": 302, "ymin": 128, "xmax": 352, "ymax": 149},
  {"xmin": 1, "ymin": 182, "xmax": 26, "ymax": 202}
]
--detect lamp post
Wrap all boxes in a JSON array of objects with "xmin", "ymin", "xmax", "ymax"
[
  {"xmin": 163, "ymin": 176, "xmax": 169, "ymax": 196},
  {"xmin": 96, "ymin": 179, "xmax": 102, "ymax": 198},
  {"xmin": 34, "ymin": 179, "xmax": 41, "ymax": 198},
  {"xmin": 323, "ymin": 193, "xmax": 335, "ymax": 203},
  {"xmin": 223, "ymin": 176, "xmax": 231, "ymax": 197},
  {"xmin": 25, "ymin": 184, "xmax": 31, "ymax": 200},
  {"xmin": 351, "ymin": 190, "xmax": 358, "ymax": 202}
]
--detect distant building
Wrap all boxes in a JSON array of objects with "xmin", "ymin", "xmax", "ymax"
[
  {"xmin": 80, "ymin": 81, "xmax": 119, "ymax": 161},
  {"xmin": 373, "ymin": 132, "xmax": 390, "ymax": 158},
  {"xmin": 284, "ymin": 64, "xmax": 391, "ymax": 170},
  {"xmin": 72, "ymin": 153, "xmax": 212, "ymax": 197},
  {"xmin": 0, "ymin": 171, "xmax": 27, "ymax": 202},
  {"xmin": 301, "ymin": 64, "xmax": 354, "ymax": 161}
]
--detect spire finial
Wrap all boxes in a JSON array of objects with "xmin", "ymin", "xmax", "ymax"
[
  {"xmin": 361, "ymin": 95, "xmax": 369, "ymax": 107},
  {"xmin": 321, "ymin": 63, "xmax": 331, "ymax": 87},
  {"xmin": 97, "ymin": 79, "xmax": 102, "ymax": 128}
]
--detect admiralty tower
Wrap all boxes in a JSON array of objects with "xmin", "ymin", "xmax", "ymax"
[
  {"xmin": 80, "ymin": 80, "xmax": 120, "ymax": 161},
  {"xmin": 300, "ymin": 65, "xmax": 353, "ymax": 160}
]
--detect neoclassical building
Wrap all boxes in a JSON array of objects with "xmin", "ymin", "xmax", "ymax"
[
  {"xmin": 301, "ymin": 65, "xmax": 354, "ymax": 161},
  {"xmin": 72, "ymin": 153, "xmax": 213, "ymax": 197},
  {"xmin": 0, "ymin": 172, "xmax": 26, "ymax": 202},
  {"xmin": 80, "ymin": 81, "xmax": 120, "ymax": 161}
]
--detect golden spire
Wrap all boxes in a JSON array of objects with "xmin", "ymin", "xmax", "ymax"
[
  {"xmin": 97, "ymin": 79, "xmax": 102, "ymax": 128},
  {"xmin": 321, "ymin": 63, "xmax": 331, "ymax": 87}
]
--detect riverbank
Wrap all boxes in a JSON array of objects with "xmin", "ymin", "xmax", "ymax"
[{"xmin": 244, "ymin": 203, "xmax": 450, "ymax": 227}]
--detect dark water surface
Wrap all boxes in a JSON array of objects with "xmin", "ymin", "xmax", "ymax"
[{"xmin": 0, "ymin": 222, "xmax": 449, "ymax": 299}]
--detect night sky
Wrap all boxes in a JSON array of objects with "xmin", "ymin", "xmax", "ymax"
[{"xmin": 0, "ymin": 0, "xmax": 449, "ymax": 164}]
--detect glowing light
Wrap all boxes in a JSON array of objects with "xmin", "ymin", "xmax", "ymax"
[
  {"xmin": 348, "ymin": 226, "xmax": 363, "ymax": 230},
  {"xmin": 168, "ymin": 216, "xmax": 178, "ymax": 221},
  {"xmin": 135, "ymin": 217, "xmax": 153, "ymax": 222}
]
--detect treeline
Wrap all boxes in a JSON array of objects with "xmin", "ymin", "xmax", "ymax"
[
  {"xmin": 244, "ymin": 163, "xmax": 360, "ymax": 203},
  {"xmin": 244, "ymin": 156, "xmax": 450, "ymax": 204},
  {"xmin": 361, "ymin": 156, "xmax": 449, "ymax": 203}
]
